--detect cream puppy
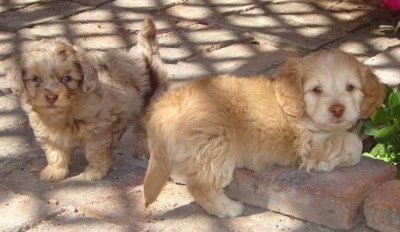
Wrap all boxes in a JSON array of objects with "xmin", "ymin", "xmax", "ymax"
[{"xmin": 143, "ymin": 50, "xmax": 385, "ymax": 218}]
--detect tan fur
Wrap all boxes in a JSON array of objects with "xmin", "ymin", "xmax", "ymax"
[
  {"xmin": 143, "ymin": 49, "xmax": 385, "ymax": 218},
  {"xmin": 7, "ymin": 16, "xmax": 168, "ymax": 182}
]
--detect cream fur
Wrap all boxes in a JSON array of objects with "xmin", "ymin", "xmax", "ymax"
[
  {"xmin": 143, "ymin": 49, "xmax": 385, "ymax": 218},
  {"xmin": 7, "ymin": 16, "xmax": 168, "ymax": 182}
]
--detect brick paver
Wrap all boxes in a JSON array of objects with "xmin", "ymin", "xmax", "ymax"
[
  {"xmin": 226, "ymin": 158, "xmax": 396, "ymax": 230},
  {"xmin": 364, "ymin": 180, "xmax": 400, "ymax": 232}
]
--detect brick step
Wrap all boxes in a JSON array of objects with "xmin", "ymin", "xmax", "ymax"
[
  {"xmin": 364, "ymin": 179, "xmax": 400, "ymax": 232},
  {"xmin": 225, "ymin": 157, "xmax": 396, "ymax": 230}
]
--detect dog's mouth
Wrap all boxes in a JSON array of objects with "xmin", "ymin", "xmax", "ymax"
[
  {"xmin": 332, "ymin": 118, "xmax": 344, "ymax": 124},
  {"xmin": 46, "ymin": 104, "xmax": 58, "ymax": 109}
]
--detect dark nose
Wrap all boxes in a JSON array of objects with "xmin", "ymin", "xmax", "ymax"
[
  {"xmin": 329, "ymin": 104, "xmax": 345, "ymax": 118},
  {"xmin": 45, "ymin": 94, "xmax": 58, "ymax": 104}
]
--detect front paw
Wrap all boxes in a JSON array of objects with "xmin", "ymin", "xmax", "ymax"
[
  {"xmin": 81, "ymin": 163, "xmax": 112, "ymax": 181},
  {"xmin": 40, "ymin": 165, "xmax": 69, "ymax": 182},
  {"xmin": 299, "ymin": 160, "xmax": 334, "ymax": 172}
]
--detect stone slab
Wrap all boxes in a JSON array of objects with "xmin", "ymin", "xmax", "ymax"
[
  {"xmin": 213, "ymin": 0, "xmax": 387, "ymax": 50},
  {"xmin": 0, "ymin": 1, "xmax": 90, "ymax": 32},
  {"xmin": 364, "ymin": 180, "xmax": 400, "ymax": 232},
  {"xmin": 159, "ymin": 25, "xmax": 253, "ymax": 63},
  {"xmin": 326, "ymin": 21, "xmax": 400, "ymax": 61},
  {"xmin": 105, "ymin": 0, "xmax": 187, "ymax": 12},
  {"xmin": 225, "ymin": 157, "xmax": 396, "ymax": 230},
  {"xmin": 165, "ymin": 42, "xmax": 295, "ymax": 86},
  {"xmin": 364, "ymin": 45, "xmax": 400, "ymax": 87},
  {"xmin": 0, "ymin": 186, "xmax": 63, "ymax": 231}
]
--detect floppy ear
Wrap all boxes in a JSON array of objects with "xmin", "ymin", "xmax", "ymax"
[
  {"xmin": 273, "ymin": 57, "xmax": 306, "ymax": 117},
  {"xmin": 6, "ymin": 57, "xmax": 25, "ymax": 97},
  {"xmin": 359, "ymin": 66, "xmax": 385, "ymax": 118},
  {"xmin": 54, "ymin": 40, "xmax": 99, "ymax": 94},
  {"xmin": 75, "ymin": 49, "xmax": 98, "ymax": 94}
]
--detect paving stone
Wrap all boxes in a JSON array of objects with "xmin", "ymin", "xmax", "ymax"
[
  {"xmin": 0, "ymin": 31, "xmax": 17, "ymax": 60},
  {"xmin": 105, "ymin": 0, "xmax": 187, "ymax": 12},
  {"xmin": 29, "ymin": 211, "xmax": 131, "ymax": 232},
  {"xmin": 364, "ymin": 45, "xmax": 400, "ymax": 86},
  {"xmin": 364, "ymin": 180, "xmax": 400, "ymax": 232},
  {"xmin": 326, "ymin": 21, "xmax": 400, "ymax": 61},
  {"xmin": 70, "ymin": 0, "xmax": 113, "ymax": 7},
  {"xmin": 164, "ymin": 0, "xmax": 269, "ymax": 20},
  {"xmin": 165, "ymin": 42, "xmax": 295, "ymax": 85},
  {"xmin": 0, "ymin": 94, "xmax": 37, "ymax": 163},
  {"xmin": 0, "ymin": 1, "xmax": 90, "ymax": 32},
  {"xmin": 159, "ymin": 24, "xmax": 253, "ymax": 63},
  {"xmin": 0, "ymin": 0, "xmax": 44, "ymax": 14},
  {"xmin": 225, "ymin": 157, "xmax": 396, "ymax": 230},
  {"xmin": 19, "ymin": 22, "xmax": 135, "ymax": 50},
  {"xmin": 0, "ymin": 187, "xmax": 63, "ymax": 232},
  {"xmin": 214, "ymin": 0, "xmax": 387, "ymax": 50}
]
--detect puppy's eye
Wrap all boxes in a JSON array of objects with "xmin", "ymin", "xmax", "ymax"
[
  {"xmin": 346, "ymin": 84, "xmax": 354, "ymax": 92},
  {"xmin": 32, "ymin": 76, "xmax": 42, "ymax": 83},
  {"xmin": 312, "ymin": 87, "xmax": 322, "ymax": 94},
  {"xmin": 61, "ymin": 75, "xmax": 72, "ymax": 83}
]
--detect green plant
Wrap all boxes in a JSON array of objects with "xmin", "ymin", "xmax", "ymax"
[
  {"xmin": 396, "ymin": 21, "xmax": 400, "ymax": 34},
  {"xmin": 362, "ymin": 85, "xmax": 400, "ymax": 166}
]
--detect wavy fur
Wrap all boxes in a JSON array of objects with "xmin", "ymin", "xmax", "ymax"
[
  {"xmin": 7, "ymin": 16, "xmax": 167, "ymax": 182},
  {"xmin": 143, "ymin": 49, "xmax": 385, "ymax": 218}
]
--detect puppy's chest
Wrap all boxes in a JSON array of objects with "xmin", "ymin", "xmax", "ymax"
[{"xmin": 33, "ymin": 117, "xmax": 94, "ymax": 146}]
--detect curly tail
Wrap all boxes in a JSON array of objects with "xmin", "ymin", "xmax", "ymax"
[{"xmin": 136, "ymin": 15, "xmax": 168, "ymax": 108}]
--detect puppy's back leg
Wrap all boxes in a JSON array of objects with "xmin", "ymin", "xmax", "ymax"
[
  {"xmin": 81, "ymin": 133, "xmax": 114, "ymax": 180},
  {"xmin": 186, "ymin": 170, "xmax": 243, "ymax": 218},
  {"xmin": 186, "ymin": 140, "xmax": 243, "ymax": 217}
]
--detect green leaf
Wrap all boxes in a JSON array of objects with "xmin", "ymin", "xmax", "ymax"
[
  {"xmin": 392, "ymin": 105, "xmax": 400, "ymax": 122},
  {"xmin": 371, "ymin": 107, "xmax": 392, "ymax": 125},
  {"xmin": 362, "ymin": 120, "xmax": 378, "ymax": 136},
  {"xmin": 389, "ymin": 91, "xmax": 400, "ymax": 110},
  {"xmin": 395, "ymin": 21, "xmax": 400, "ymax": 35},
  {"xmin": 362, "ymin": 152, "xmax": 377, "ymax": 159},
  {"xmin": 383, "ymin": 85, "xmax": 393, "ymax": 106},
  {"xmin": 369, "ymin": 143, "xmax": 385, "ymax": 157},
  {"xmin": 374, "ymin": 126, "xmax": 398, "ymax": 144}
]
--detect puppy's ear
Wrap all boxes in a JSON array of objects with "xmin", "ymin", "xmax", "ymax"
[
  {"xmin": 6, "ymin": 57, "xmax": 25, "ymax": 97},
  {"xmin": 359, "ymin": 66, "xmax": 385, "ymax": 118},
  {"xmin": 274, "ymin": 57, "xmax": 306, "ymax": 117},
  {"xmin": 77, "ymin": 51, "xmax": 98, "ymax": 94}
]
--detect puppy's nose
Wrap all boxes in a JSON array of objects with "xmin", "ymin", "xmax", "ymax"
[
  {"xmin": 45, "ymin": 94, "xmax": 58, "ymax": 104},
  {"xmin": 329, "ymin": 104, "xmax": 345, "ymax": 118}
]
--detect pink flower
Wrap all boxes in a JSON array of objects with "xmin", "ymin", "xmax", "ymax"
[{"xmin": 381, "ymin": 0, "xmax": 400, "ymax": 11}]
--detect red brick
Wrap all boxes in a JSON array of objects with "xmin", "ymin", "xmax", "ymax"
[
  {"xmin": 225, "ymin": 157, "xmax": 396, "ymax": 230},
  {"xmin": 364, "ymin": 180, "xmax": 400, "ymax": 232}
]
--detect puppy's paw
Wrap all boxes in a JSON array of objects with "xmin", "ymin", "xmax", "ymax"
[
  {"xmin": 211, "ymin": 195, "xmax": 244, "ymax": 218},
  {"xmin": 81, "ymin": 164, "xmax": 112, "ymax": 181},
  {"xmin": 40, "ymin": 165, "xmax": 69, "ymax": 182},
  {"xmin": 133, "ymin": 151, "xmax": 149, "ymax": 160},
  {"xmin": 299, "ymin": 160, "xmax": 334, "ymax": 172},
  {"xmin": 134, "ymin": 142, "xmax": 150, "ymax": 160},
  {"xmin": 219, "ymin": 199, "xmax": 244, "ymax": 218}
]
